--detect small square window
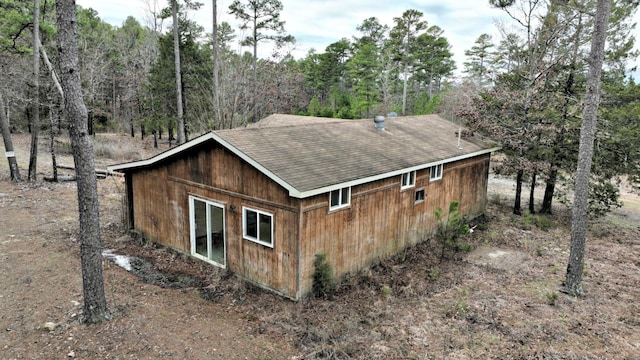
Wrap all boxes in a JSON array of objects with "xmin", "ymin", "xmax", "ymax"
[
  {"xmin": 415, "ymin": 189, "xmax": 425, "ymax": 203},
  {"xmin": 430, "ymin": 164, "xmax": 443, "ymax": 181},
  {"xmin": 330, "ymin": 187, "xmax": 350, "ymax": 210},
  {"xmin": 401, "ymin": 171, "xmax": 416, "ymax": 189}
]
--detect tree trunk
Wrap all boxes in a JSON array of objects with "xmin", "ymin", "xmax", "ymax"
[
  {"xmin": 28, "ymin": 0, "xmax": 41, "ymax": 181},
  {"xmin": 49, "ymin": 105, "xmax": 58, "ymax": 182},
  {"xmin": 529, "ymin": 170, "xmax": 536, "ymax": 214},
  {"xmin": 172, "ymin": 0, "xmax": 185, "ymax": 144},
  {"xmin": 252, "ymin": 13, "xmax": 258, "ymax": 123},
  {"xmin": 56, "ymin": 0, "xmax": 110, "ymax": 323},
  {"xmin": 212, "ymin": 0, "xmax": 220, "ymax": 130},
  {"xmin": 0, "ymin": 93, "xmax": 20, "ymax": 181},
  {"xmin": 539, "ymin": 169, "xmax": 557, "ymax": 214},
  {"xmin": 564, "ymin": 0, "xmax": 612, "ymax": 297},
  {"xmin": 401, "ymin": 60, "xmax": 409, "ymax": 116},
  {"xmin": 513, "ymin": 169, "xmax": 523, "ymax": 215}
]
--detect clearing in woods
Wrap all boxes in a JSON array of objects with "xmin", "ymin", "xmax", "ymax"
[{"xmin": 1, "ymin": 133, "xmax": 640, "ymax": 359}]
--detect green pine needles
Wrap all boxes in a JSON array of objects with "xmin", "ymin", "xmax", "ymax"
[
  {"xmin": 312, "ymin": 253, "xmax": 336, "ymax": 299},
  {"xmin": 435, "ymin": 201, "xmax": 471, "ymax": 260}
]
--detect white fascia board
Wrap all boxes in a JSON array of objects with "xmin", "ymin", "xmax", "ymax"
[
  {"xmin": 107, "ymin": 133, "xmax": 216, "ymax": 172},
  {"xmin": 296, "ymin": 147, "xmax": 501, "ymax": 199}
]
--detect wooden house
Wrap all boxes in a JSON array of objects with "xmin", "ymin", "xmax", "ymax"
[{"xmin": 108, "ymin": 114, "xmax": 498, "ymax": 299}]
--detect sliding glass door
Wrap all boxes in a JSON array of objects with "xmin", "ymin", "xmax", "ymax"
[{"xmin": 190, "ymin": 196, "xmax": 225, "ymax": 267}]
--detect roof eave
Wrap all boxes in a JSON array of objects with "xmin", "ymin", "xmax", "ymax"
[
  {"xmin": 108, "ymin": 131, "xmax": 499, "ymax": 201},
  {"xmin": 294, "ymin": 146, "xmax": 500, "ymax": 199},
  {"xmin": 107, "ymin": 132, "xmax": 216, "ymax": 173}
]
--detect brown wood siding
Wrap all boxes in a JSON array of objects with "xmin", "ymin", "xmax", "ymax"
[
  {"xmin": 129, "ymin": 141, "xmax": 299, "ymax": 298},
  {"xmin": 298, "ymin": 154, "xmax": 491, "ymax": 296}
]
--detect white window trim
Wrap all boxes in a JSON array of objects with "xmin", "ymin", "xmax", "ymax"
[
  {"xmin": 414, "ymin": 188, "xmax": 425, "ymax": 204},
  {"xmin": 430, "ymin": 164, "xmax": 443, "ymax": 181},
  {"xmin": 329, "ymin": 186, "xmax": 351, "ymax": 211},
  {"xmin": 401, "ymin": 170, "xmax": 416, "ymax": 189},
  {"xmin": 242, "ymin": 206, "xmax": 274, "ymax": 248}
]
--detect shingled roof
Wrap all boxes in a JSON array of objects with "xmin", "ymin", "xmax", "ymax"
[{"xmin": 108, "ymin": 114, "xmax": 498, "ymax": 198}]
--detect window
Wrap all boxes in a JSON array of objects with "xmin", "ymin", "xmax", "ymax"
[
  {"xmin": 401, "ymin": 171, "xmax": 416, "ymax": 189},
  {"xmin": 415, "ymin": 189, "xmax": 425, "ymax": 203},
  {"xmin": 329, "ymin": 187, "xmax": 350, "ymax": 210},
  {"xmin": 243, "ymin": 207, "xmax": 273, "ymax": 248},
  {"xmin": 430, "ymin": 164, "xmax": 443, "ymax": 181}
]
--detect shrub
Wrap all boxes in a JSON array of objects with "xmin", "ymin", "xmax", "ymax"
[
  {"xmin": 435, "ymin": 201, "xmax": 471, "ymax": 260},
  {"xmin": 312, "ymin": 253, "xmax": 335, "ymax": 299},
  {"xmin": 522, "ymin": 212, "xmax": 556, "ymax": 231},
  {"xmin": 93, "ymin": 139, "xmax": 142, "ymax": 161}
]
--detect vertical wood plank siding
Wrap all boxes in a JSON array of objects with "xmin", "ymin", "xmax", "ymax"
[
  {"xmin": 130, "ymin": 142, "xmax": 299, "ymax": 298},
  {"xmin": 298, "ymin": 154, "xmax": 490, "ymax": 295},
  {"xmin": 128, "ymin": 138, "xmax": 490, "ymax": 299}
]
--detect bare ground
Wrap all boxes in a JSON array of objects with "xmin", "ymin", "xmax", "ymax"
[{"xmin": 1, "ymin": 133, "xmax": 640, "ymax": 359}]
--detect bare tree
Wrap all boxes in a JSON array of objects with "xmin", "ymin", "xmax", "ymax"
[
  {"xmin": 56, "ymin": 0, "xmax": 110, "ymax": 323},
  {"xmin": 563, "ymin": 0, "xmax": 612, "ymax": 297},
  {"xmin": 28, "ymin": 0, "xmax": 40, "ymax": 181},
  {"xmin": 0, "ymin": 92, "xmax": 20, "ymax": 181}
]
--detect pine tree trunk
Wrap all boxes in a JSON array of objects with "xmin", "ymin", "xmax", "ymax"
[
  {"xmin": 56, "ymin": 0, "xmax": 110, "ymax": 323},
  {"xmin": 212, "ymin": 0, "xmax": 221, "ymax": 130},
  {"xmin": 49, "ymin": 105, "xmax": 58, "ymax": 182},
  {"xmin": 401, "ymin": 61, "xmax": 409, "ymax": 116},
  {"xmin": 172, "ymin": 0, "xmax": 185, "ymax": 144},
  {"xmin": 28, "ymin": 0, "xmax": 41, "ymax": 181},
  {"xmin": 529, "ymin": 171, "xmax": 536, "ymax": 214},
  {"xmin": 564, "ymin": 0, "xmax": 612, "ymax": 297},
  {"xmin": 0, "ymin": 93, "xmax": 20, "ymax": 181},
  {"xmin": 513, "ymin": 169, "xmax": 523, "ymax": 215},
  {"xmin": 540, "ymin": 169, "xmax": 557, "ymax": 214}
]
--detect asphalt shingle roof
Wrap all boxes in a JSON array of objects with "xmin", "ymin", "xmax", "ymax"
[
  {"xmin": 215, "ymin": 114, "xmax": 494, "ymax": 194},
  {"xmin": 109, "ymin": 114, "xmax": 496, "ymax": 198}
]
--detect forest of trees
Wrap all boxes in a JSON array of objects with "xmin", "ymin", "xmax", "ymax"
[
  {"xmin": 0, "ymin": 0, "xmax": 638, "ymax": 318},
  {"xmin": 457, "ymin": 0, "xmax": 639, "ymax": 219},
  {"xmin": 0, "ymin": 1, "xmax": 457, "ymax": 143},
  {"xmin": 0, "ymin": 0, "xmax": 638, "ymax": 213}
]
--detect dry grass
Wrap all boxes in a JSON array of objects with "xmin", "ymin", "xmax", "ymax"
[{"xmin": 2, "ymin": 133, "xmax": 640, "ymax": 359}]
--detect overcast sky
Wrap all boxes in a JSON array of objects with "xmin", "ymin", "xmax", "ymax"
[{"xmin": 76, "ymin": 0, "xmax": 639, "ymax": 80}]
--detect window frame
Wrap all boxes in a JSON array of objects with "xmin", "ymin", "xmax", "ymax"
[
  {"xmin": 189, "ymin": 196, "xmax": 226, "ymax": 268},
  {"xmin": 401, "ymin": 170, "xmax": 416, "ymax": 189},
  {"xmin": 430, "ymin": 164, "xmax": 443, "ymax": 181},
  {"xmin": 329, "ymin": 186, "xmax": 351, "ymax": 211},
  {"xmin": 242, "ymin": 206, "xmax": 274, "ymax": 248},
  {"xmin": 414, "ymin": 188, "xmax": 425, "ymax": 204}
]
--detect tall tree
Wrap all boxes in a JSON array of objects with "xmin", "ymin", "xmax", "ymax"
[
  {"xmin": 228, "ymin": 0, "xmax": 293, "ymax": 122},
  {"xmin": 564, "ymin": 0, "xmax": 612, "ymax": 297},
  {"xmin": 28, "ymin": 0, "xmax": 40, "ymax": 181},
  {"xmin": 171, "ymin": 0, "xmax": 185, "ymax": 144},
  {"xmin": 212, "ymin": 0, "xmax": 220, "ymax": 129},
  {"xmin": 389, "ymin": 9, "xmax": 426, "ymax": 116},
  {"xmin": 414, "ymin": 25, "xmax": 455, "ymax": 98},
  {"xmin": 463, "ymin": 33, "xmax": 494, "ymax": 86},
  {"xmin": 0, "ymin": 92, "xmax": 20, "ymax": 181},
  {"xmin": 56, "ymin": 0, "xmax": 110, "ymax": 323}
]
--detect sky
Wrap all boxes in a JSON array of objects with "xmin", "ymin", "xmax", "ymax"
[{"xmin": 76, "ymin": 0, "xmax": 639, "ymax": 80}]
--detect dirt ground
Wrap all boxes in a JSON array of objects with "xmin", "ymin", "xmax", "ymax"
[{"xmin": 2, "ymin": 133, "xmax": 640, "ymax": 359}]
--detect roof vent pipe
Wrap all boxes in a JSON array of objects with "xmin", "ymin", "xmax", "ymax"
[{"xmin": 374, "ymin": 115, "xmax": 385, "ymax": 130}]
